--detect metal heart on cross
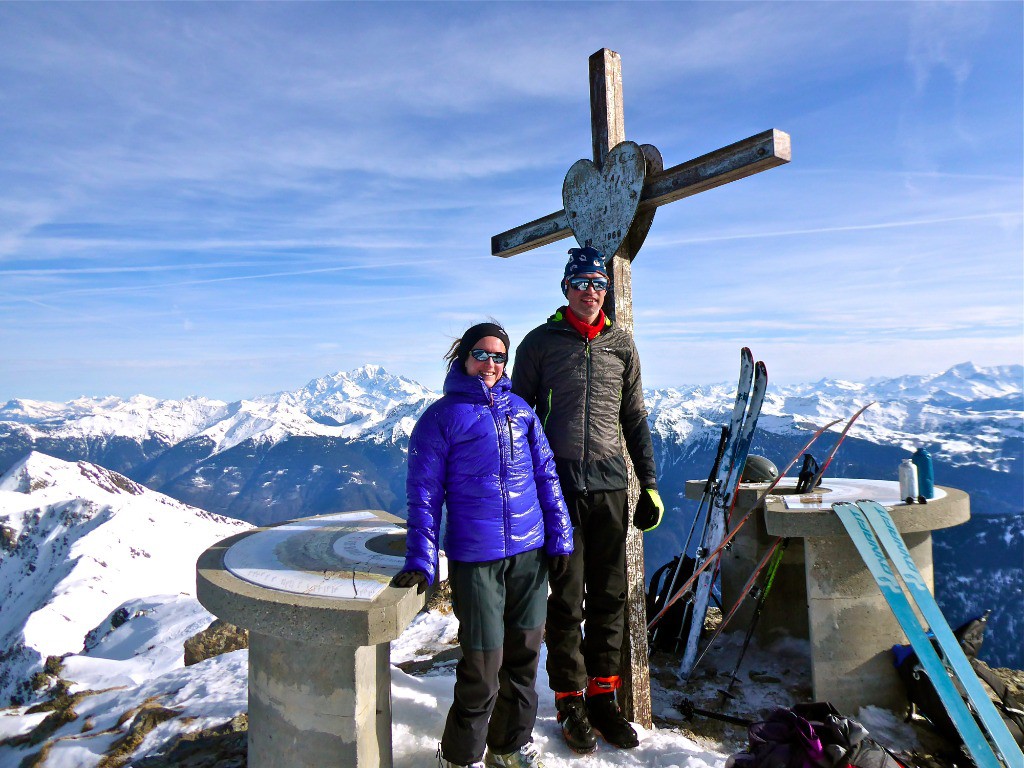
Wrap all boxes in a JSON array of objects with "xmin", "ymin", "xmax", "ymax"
[{"xmin": 562, "ymin": 140, "xmax": 647, "ymax": 260}]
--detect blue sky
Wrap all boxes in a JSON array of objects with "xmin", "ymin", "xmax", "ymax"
[{"xmin": 1, "ymin": 2, "xmax": 1021, "ymax": 402}]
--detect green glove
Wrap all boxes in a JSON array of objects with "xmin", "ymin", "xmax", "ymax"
[{"xmin": 633, "ymin": 488, "xmax": 664, "ymax": 532}]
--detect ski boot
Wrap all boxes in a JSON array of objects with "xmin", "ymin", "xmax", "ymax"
[
  {"xmin": 437, "ymin": 743, "xmax": 485, "ymax": 768},
  {"xmin": 585, "ymin": 676, "xmax": 639, "ymax": 749},
  {"xmin": 554, "ymin": 692, "xmax": 598, "ymax": 754},
  {"xmin": 484, "ymin": 741, "xmax": 545, "ymax": 767}
]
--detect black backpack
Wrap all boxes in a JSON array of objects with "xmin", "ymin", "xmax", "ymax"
[
  {"xmin": 726, "ymin": 701, "xmax": 906, "ymax": 768},
  {"xmin": 893, "ymin": 613, "xmax": 1024, "ymax": 749},
  {"xmin": 646, "ymin": 554, "xmax": 696, "ymax": 653}
]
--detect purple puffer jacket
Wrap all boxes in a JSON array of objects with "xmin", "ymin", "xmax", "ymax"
[{"xmin": 403, "ymin": 365, "xmax": 573, "ymax": 585}]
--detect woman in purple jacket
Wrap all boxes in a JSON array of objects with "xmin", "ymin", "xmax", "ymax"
[{"xmin": 393, "ymin": 322, "xmax": 573, "ymax": 768}]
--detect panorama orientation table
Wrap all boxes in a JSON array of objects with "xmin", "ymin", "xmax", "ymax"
[
  {"xmin": 196, "ymin": 510, "xmax": 425, "ymax": 768},
  {"xmin": 683, "ymin": 478, "xmax": 969, "ymax": 713}
]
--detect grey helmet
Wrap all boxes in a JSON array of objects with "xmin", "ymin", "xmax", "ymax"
[{"xmin": 742, "ymin": 454, "xmax": 778, "ymax": 483}]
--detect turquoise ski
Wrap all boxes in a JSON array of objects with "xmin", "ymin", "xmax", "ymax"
[
  {"xmin": 833, "ymin": 502, "xmax": 1003, "ymax": 768},
  {"xmin": 858, "ymin": 500, "xmax": 1024, "ymax": 768}
]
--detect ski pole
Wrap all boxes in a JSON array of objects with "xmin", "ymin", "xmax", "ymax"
[
  {"xmin": 689, "ymin": 536, "xmax": 783, "ymax": 674},
  {"xmin": 717, "ymin": 538, "xmax": 790, "ymax": 705},
  {"xmin": 647, "ymin": 416, "xmax": 843, "ymax": 632},
  {"xmin": 677, "ymin": 698, "xmax": 754, "ymax": 727},
  {"xmin": 806, "ymin": 402, "xmax": 875, "ymax": 489}
]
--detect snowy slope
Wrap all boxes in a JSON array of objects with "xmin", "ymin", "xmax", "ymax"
[{"xmin": 0, "ymin": 452, "xmax": 250, "ymax": 707}]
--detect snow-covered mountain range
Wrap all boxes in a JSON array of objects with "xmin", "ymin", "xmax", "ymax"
[
  {"xmin": 3, "ymin": 362, "xmax": 1019, "ymax": 473},
  {"xmin": 1, "ymin": 361, "xmax": 1018, "ymax": 473},
  {"xmin": 648, "ymin": 361, "xmax": 1022, "ymax": 472},
  {"xmin": 0, "ymin": 364, "xmax": 434, "ymax": 460},
  {"xmin": 3, "ymin": 361, "xmax": 1020, "ymax": 518},
  {"xmin": 0, "ymin": 366, "xmax": 436, "ymax": 525},
  {"xmin": 1, "ymin": 361, "xmax": 1021, "ymax": 664}
]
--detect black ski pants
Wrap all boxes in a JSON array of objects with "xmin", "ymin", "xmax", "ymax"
[
  {"xmin": 545, "ymin": 487, "xmax": 628, "ymax": 693},
  {"xmin": 440, "ymin": 546, "xmax": 547, "ymax": 766}
]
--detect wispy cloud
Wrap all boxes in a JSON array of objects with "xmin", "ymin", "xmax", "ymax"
[
  {"xmin": 652, "ymin": 211, "xmax": 1020, "ymax": 247},
  {"xmin": 0, "ymin": 2, "xmax": 1019, "ymax": 401}
]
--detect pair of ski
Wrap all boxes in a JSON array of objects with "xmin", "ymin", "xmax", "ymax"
[
  {"xmin": 657, "ymin": 348, "xmax": 767, "ymax": 679},
  {"xmin": 835, "ymin": 501, "xmax": 1024, "ymax": 768},
  {"xmin": 647, "ymin": 389, "xmax": 875, "ymax": 681}
]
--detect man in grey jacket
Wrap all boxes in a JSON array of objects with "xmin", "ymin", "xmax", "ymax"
[{"xmin": 511, "ymin": 246, "xmax": 663, "ymax": 753}]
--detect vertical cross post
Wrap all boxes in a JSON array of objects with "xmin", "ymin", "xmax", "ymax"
[
  {"xmin": 588, "ymin": 48, "xmax": 651, "ymax": 728},
  {"xmin": 491, "ymin": 46, "xmax": 791, "ymax": 730}
]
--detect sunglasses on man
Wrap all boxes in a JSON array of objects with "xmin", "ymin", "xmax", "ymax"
[
  {"xmin": 568, "ymin": 276, "xmax": 609, "ymax": 292},
  {"xmin": 470, "ymin": 349, "xmax": 508, "ymax": 364}
]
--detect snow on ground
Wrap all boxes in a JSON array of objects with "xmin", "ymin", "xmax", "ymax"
[
  {"xmin": 0, "ymin": 454, "xmax": 926, "ymax": 766},
  {"xmin": 0, "ymin": 593, "xmax": 927, "ymax": 768},
  {"xmin": 387, "ymin": 608, "xmax": 921, "ymax": 768},
  {"xmin": 0, "ymin": 592, "xmax": 249, "ymax": 768},
  {"xmin": 0, "ymin": 597, "xmax": 732, "ymax": 768},
  {"xmin": 391, "ymin": 609, "xmax": 728, "ymax": 768},
  {"xmin": 0, "ymin": 453, "xmax": 251, "ymax": 707}
]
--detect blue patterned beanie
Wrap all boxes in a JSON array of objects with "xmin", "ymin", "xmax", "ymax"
[{"xmin": 562, "ymin": 247, "xmax": 608, "ymax": 297}]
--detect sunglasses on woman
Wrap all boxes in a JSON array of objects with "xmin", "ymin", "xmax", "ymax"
[
  {"xmin": 568, "ymin": 276, "xmax": 609, "ymax": 292},
  {"xmin": 470, "ymin": 349, "xmax": 508, "ymax": 364}
]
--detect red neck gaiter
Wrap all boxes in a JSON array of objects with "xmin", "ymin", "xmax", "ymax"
[{"xmin": 562, "ymin": 306, "xmax": 606, "ymax": 341}]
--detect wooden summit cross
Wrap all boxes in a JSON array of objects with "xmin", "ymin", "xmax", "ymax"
[{"xmin": 492, "ymin": 48, "xmax": 791, "ymax": 727}]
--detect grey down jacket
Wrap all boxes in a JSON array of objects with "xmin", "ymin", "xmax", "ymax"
[{"xmin": 511, "ymin": 310, "xmax": 657, "ymax": 494}]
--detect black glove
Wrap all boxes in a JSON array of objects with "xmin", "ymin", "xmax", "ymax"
[
  {"xmin": 391, "ymin": 569, "xmax": 428, "ymax": 594},
  {"xmin": 548, "ymin": 555, "xmax": 571, "ymax": 581},
  {"xmin": 633, "ymin": 488, "xmax": 665, "ymax": 532}
]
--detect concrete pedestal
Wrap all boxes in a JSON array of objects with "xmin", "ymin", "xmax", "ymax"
[
  {"xmin": 683, "ymin": 479, "xmax": 969, "ymax": 714},
  {"xmin": 196, "ymin": 511, "xmax": 425, "ymax": 768}
]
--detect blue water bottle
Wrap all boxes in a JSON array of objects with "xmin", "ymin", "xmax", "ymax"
[{"xmin": 912, "ymin": 447, "xmax": 934, "ymax": 501}]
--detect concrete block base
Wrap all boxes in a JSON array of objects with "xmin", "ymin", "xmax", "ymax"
[
  {"xmin": 248, "ymin": 632, "xmax": 393, "ymax": 768},
  {"xmin": 804, "ymin": 533, "xmax": 920, "ymax": 714},
  {"xmin": 196, "ymin": 512, "xmax": 426, "ymax": 768}
]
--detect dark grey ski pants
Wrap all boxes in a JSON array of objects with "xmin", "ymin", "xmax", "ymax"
[
  {"xmin": 545, "ymin": 488, "xmax": 628, "ymax": 693},
  {"xmin": 440, "ymin": 546, "xmax": 547, "ymax": 765}
]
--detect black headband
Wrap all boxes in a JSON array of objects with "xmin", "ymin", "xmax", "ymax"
[{"xmin": 455, "ymin": 323, "xmax": 511, "ymax": 365}]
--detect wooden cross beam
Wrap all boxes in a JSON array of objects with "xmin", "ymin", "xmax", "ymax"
[
  {"xmin": 492, "ymin": 127, "xmax": 790, "ymax": 259},
  {"xmin": 492, "ymin": 48, "xmax": 790, "ymax": 727}
]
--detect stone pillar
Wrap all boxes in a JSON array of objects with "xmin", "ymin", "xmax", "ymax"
[
  {"xmin": 803, "ymin": 530, "xmax": 932, "ymax": 713},
  {"xmin": 196, "ymin": 511, "xmax": 426, "ymax": 768},
  {"xmin": 248, "ymin": 633, "xmax": 392, "ymax": 768},
  {"xmin": 764, "ymin": 482, "xmax": 967, "ymax": 713}
]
